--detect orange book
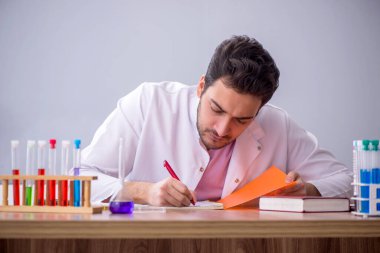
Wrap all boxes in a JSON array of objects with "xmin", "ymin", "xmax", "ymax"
[{"xmin": 218, "ymin": 166, "xmax": 296, "ymax": 209}]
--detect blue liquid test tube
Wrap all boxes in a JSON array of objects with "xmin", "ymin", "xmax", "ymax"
[
  {"xmin": 360, "ymin": 140, "xmax": 370, "ymax": 213},
  {"xmin": 353, "ymin": 140, "xmax": 360, "ymax": 197},
  {"xmin": 371, "ymin": 140, "xmax": 380, "ymax": 184},
  {"xmin": 73, "ymin": 139, "xmax": 81, "ymax": 207},
  {"xmin": 370, "ymin": 140, "xmax": 380, "ymax": 213}
]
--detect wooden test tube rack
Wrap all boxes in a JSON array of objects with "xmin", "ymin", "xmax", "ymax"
[{"xmin": 0, "ymin": 175, "xmax": 102, "ymax": 214}]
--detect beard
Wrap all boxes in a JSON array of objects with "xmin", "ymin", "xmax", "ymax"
[{"xmin": 196, "ymin": 101, "xmax": 232, "ymax": 150}]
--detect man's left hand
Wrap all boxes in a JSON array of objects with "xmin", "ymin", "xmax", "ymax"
[{"xmin": 276, "ymin": 171, "xmax": 321, "ymax": 196}]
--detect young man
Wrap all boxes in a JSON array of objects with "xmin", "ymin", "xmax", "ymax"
[{"xmin": 80, "ymin": 35, "xmax": 352, "ymax": 206}]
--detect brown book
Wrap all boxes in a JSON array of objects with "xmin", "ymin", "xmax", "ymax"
[{"xmin": 259, "ymin": 196, "xmax": 350, "ymax": 212}]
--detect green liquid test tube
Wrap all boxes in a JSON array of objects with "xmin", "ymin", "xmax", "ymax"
[
  {"xmin": 25, "ymin": 186, "xmax": 33, "ymax": 206},
  {"xmin": 25, "ymin": 140, "xmax": 36, "ymax": 206}
]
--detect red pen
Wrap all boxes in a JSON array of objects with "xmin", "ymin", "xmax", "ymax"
[{"xmin": 163, "ymin": 160, "xmax": 195, "ymax": 205}]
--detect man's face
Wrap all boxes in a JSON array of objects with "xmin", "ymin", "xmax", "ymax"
[{"xmin": 196, "ymin": 77, "xmax": 262, "ymax": 150}]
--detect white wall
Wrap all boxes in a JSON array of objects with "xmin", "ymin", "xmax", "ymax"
[{"xmin": 1, "ymin": 0, "xmax": 379, "ymax": 173}]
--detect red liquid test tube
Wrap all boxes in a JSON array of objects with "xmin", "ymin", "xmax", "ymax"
[
  {"xmin": 60, "ymin": 140, "xmax": 71, "ymax": 206},
  {"xmin": 12, "ymin": 169, "xmax": 20, "ymax": 206},
  {"xmin": 48, "ymin": 139, "xmax": 57, "ymax": 206},
  {"xmin": 11, "ymin": 140, "xmax": 21, "ymax": 206},
  {"xmin": 48, "ymin": 179, "xmax": 56, "ymax": 206},
  {"xmin": 61, "ymin": 180, "xmax": 68, "ymax": 206},
  {"xmin": 37, "ymin": 168, "xmax": 45, "ymax": 206}
]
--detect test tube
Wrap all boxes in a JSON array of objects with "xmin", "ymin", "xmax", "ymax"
[
  {"xmin": 73, "ymin": 139, "xmax": 81, "ymax": 207},
  {"xmin": 25, "ymin": 140, "xmax": 36, "ymax": 206},
  {"xmin": 47, "ymin": 139, "xmax": 57, "ymax": 206},
  {"xmin": 37, "ymin": 140, "xmax": 47, "ymax": 206},
  {"xmin": 353, "ymin": 140, "xmax": 359, "ymax": 197},
  {"xmin": 11, "ymin": 140, "xmax": 20, "ymax": 206},
  {"xmin": 360, "ymin": 140, "xmax": 371, "ymax": 213},
  {"xmin": 371, "ymin": 140, "xmax": 380, "ymax": 184},
  {"xmin": 60, "ymin": 140, "xmax": 70, "ymax": 206}
]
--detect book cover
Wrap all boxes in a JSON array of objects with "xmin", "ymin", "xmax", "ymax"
[{"xmin": 259, "ymin": 196, "xmax": 350, "ymax": 212}]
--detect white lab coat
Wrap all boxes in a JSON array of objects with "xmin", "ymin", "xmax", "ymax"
[{"xmin": 80, "ymin": 81, "xmax": 353, "ymax": 202}]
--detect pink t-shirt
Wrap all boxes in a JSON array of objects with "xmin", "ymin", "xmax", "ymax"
[{"xmin": 194, "ymin": 141, "xmax": 236, "ymax": 201}]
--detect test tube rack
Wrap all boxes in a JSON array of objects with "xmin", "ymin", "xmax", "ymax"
[
  {"xmin": 351, "ymin": 182, "xmax": 380, "ymax": 217},
  {"xmin": 352, "ymin": 140, "xmax": 380, "ymax": 217},
  {"xmin": 0, "ymin": 174, "xmax": 103, "ymax": 214}
]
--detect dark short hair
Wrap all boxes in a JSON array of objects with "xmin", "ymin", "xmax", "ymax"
[{"xmin": 204, "ymin": 35, "xmax": 280, "ymax": 106}]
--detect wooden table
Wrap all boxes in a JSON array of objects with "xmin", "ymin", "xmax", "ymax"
[{"xmin": 0, "ymin": 208, "xmax": 379, "ymax": 253}]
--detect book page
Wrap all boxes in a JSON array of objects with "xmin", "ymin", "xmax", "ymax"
[{"xmin": 134, "ymin": 201, "xmax": 223, "ymax": 211}]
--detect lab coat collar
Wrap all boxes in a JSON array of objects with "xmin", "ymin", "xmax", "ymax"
[
  {"xmin": 189, "ymin": 90, "xmax": 200, "ymax": 140},
  {"xmin": 221, "ymin": 119, "xmax": 265, "ymax": 198}
]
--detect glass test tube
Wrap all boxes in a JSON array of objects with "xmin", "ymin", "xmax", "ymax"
[
  {"xmin": 371, "ymin": 140, "xmax": 380, "ymax": 184},
  {"xmin": 37, "ymin": 140, "xmax": 47, "ymax": 206},
  {"xmin": 48, "ymin": 139, "xmax": 57, "ymax": 206},
  {"xmin": 60, "ymin": 140, "xmax": 70, "ymax": 206},
  {"xmin": 360, "ymin": 140, "xmax": 370, "ymax": 213},
  {"xmin": 372, "ymin": 140, "xmax": 380, "ymax": 215},
  {"xmin": 25, "ymin": 140, "xmax": 36, "ymax": 206},
  {"xmin": 353, "ymin": 140, "xmax": 363, "ymax": 212},
  {"xmin": 11, "ymin": 140, "xmax": 20, "ymax": 206},
  {"xmin": 353, "ymin": 140, "xmax": 359, "ymax": 197},
  {"xmin": 73, "ymin": 139, "xmax": 81, "ymax": 207}
]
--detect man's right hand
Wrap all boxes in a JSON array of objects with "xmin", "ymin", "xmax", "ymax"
[
  {"xmin": 147, "ymin": 178, "xmax": 196, "ymax": 207},
  {"xmin": 116, "ymin": 178, "xmax": 196, "ymax": 207}
]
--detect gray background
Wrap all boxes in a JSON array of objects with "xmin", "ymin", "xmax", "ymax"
[{"xmin": 0, "ymin": 0, "xmax": 379, "ymax": 173}]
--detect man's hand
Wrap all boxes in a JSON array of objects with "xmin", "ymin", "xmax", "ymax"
[
  {"xmin": 147, "ymin": 178, "xmax": 196, "ymax": 207},
  {"xmin": 116, "ymin": 178, "xmax": 196, "ymax": 207},
  {"xmin": 276, "ymin": 171, "xmax": 321, "ymax": 196}
]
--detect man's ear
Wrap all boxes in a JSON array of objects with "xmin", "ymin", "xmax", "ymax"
[{"xmin": 197, "ymin": 75, "xmax": 205, "ymax": 98}]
